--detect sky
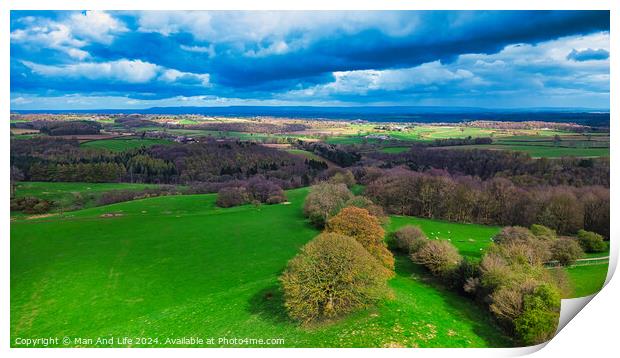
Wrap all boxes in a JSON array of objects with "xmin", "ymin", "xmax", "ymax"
[{"xmin": 10, "ymin": 10, "xmax": 610, "ymax": 110}]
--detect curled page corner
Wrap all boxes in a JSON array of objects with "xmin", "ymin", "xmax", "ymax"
[{"xmin": 554, "ymin": 237, "xmax": 616, "ymax": 337}]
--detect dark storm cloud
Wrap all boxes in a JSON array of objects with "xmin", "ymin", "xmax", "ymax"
[{"xmin": 9, "ymin": 10, "xmax": 610, "ymax": 108}]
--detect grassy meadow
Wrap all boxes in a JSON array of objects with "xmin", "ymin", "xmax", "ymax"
[
  {"xmin": 11, "ymin": 188, "xmax": 514, "ymax": 347},
  {"xmin": 563, "ymin": 263, "xmax": 609, "ymax": 298},
  {"xmin": 388, "ymin": 216, "xmax": 500, "ymax": 260},
  {"xmin": 11, "ymin": 182, "xmax": 160, "ymax": 216},
  {"xmin": 80, "ymin": 138, "xmax": 172, "ymax": 151}
]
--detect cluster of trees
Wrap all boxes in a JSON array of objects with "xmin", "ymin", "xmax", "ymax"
[
  {"xmin": 429, "ymin": 136, "xmax": 493, "ymax": 147},
  {"xmin": 394, "ymin": 224, "xmax": 570, "ymax": 345},
  {"xmin": 12, "ymin": 120, "xmax": 102, "ymax": 135},
  {"xmin": 29, "ymin": 162, "xmax": 127, "ymax": 183},
  {"xmin": 115, "ymin": 116, "xmax": 160, "ymax": 128},
  {"xmin": 281, "ymin": 183, "xmax": 394, "ymax": 323},
  {"xmin": 465, "ymin": 120, "xmax": 589, "ymax": 132},
  {"xmin": 215, "ymin": 177, "xmax": 287, "ymax": 207},
  {"xmin": 363, "ymin": 169, "xmax": 609, "ymax": 238},
  {"xmin": 296, "ymin": 141, "xmax": 361, "ymax": 167},
  {"xmin": 302, "ymin": 180, "xmax": 386, "ymax": 227},
  {"xmin": 11, "ymin": 137, "xmax": 327, "ymax": 187},
  {"xmin": 367, "ymin": 147, "xmax": 609, "ymax": 187}
]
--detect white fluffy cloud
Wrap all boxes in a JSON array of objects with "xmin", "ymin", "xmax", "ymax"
[
  {"xmin": 22, "ymin": 59, "xmax": 210, "ymax": 86},
  {"xmin": 23, "ymin": 59, "xmax": 158, "ymax": 83},
  {"xmin": 68, "ymin": 10, "xmax": 127, "ymax": 44},
  {"xmin": 158, "ymin": 69, "xmax": 211, "ymax": 86},
  {"xmin": 282, "ymin": 32, "xmax": 609, "ymax": 105},
  {"xmin": 10, "ymin": 11, "xmax": 126, "ymax": 60}
]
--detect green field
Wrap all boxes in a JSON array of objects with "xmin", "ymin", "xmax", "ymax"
[
  {"xmin": 284, "ymin": 149, "xmax": 337, "ymax": 167},
  {"xmin": 81, "ymin": 138, "xmax": 172, "ymax": 151},
  {"xmin": 11, "ymin": 182, "xmax": 160, "ymax": 216},
  {"xmin": 320, "ymin": 125, "xmax": 609, "ymax": 158},
  {"xmin": 285, "ymin": 149, "xmax": 326, "ymax": 161},
  {"xmin": 438, "ymin": 144, "xmax": 609, "ymax": 158},
  {"xmin": 11, "ymin": 188, "xmax": 512, "ymax": 347},
  {"xmin": 388, "ymin": 216, "xmax": 500, "ymax": 259},
  {"xmin": 325, "ymin": 126, "xmax": 575, "ymax": 146},
  {"xmin": 564, "ymin": 263, "xmax": 609, "ymax": 298},
  {"xmin": 379, "ymin": 146, "xmax": 412, "ymax": 154}
]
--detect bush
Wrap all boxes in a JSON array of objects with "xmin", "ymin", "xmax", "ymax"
[
  {"xmin": 10, "ymin": 196, "xmax": 53, "ymax": 214},
  {"xmin": 344, "ymin": 196, "xmax": 388, "ymax": 224},
  {"xmin": 393, "ymin": 225, "xmax": 428, "ymax": 254},
  {"xmin": 328, "ymin": 170, "xmax": 356, "ymax": 188},
  {"xmin": 514, "ymin": 284, "xmax": 561, "ymax": 345},
  {"xmin": 489, "ymin": 285, "xmax": 528, "ymax": 321},
  {"xmin": 550, "ymin": 237, "xmax": 584, "ymax": 266},
  {"xmin": 577, "ymin": 230, "xmax": 607, "ymax": 253},
  {"xmin": 493, "ymin": 226, "xmax": 552, "ymax": 265},
  {"xmin": 494, "ymin": 226, "xmax": 536, "ymax": 245},
  {"xmin": 449, "ymin": 257, "xmax": 480, "ymax": 293},
  {"xmin": 303, "ymin": 182, "xmax": 353, "ymax": 227},
  {"xmin": 530, "ymin": 224, "xmax": 557, "ymax": 241},
  {"xmin": 280, "ymin": 233, "xmax": 391, "ymax": 323},
  {"xmin": 98, "ymin": 187, "xmax": 179, "ymax": 206},
  {"xmin": 216, "ymin": 187, "xmax": 250, "ymax": 208},
  {"xmin": 246, "ymin": 177, "xmax": 286, "ymax": 203},
  {"xmin": 411, "ymin": 240, "xmax": 462, "ymax": 277},
  {"xmin": 326, "ymin": 207, "xmax": 394, "ymax": 272}
]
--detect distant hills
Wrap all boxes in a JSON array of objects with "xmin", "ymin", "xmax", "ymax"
[{"xmin": 12, "ymin": 106, "xmax": 610, "ymax": 126}]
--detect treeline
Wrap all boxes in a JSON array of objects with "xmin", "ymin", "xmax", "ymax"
[
  {"xmin": 296, "ymin": 141, "xmax": 361, "ymax": 167},
  {"xmin": 429, "ymin": 136, "xmax": 493, "ymax": 147},
  {"xmin": 361, "ymin": 168, "xmax": 609, "ymax": 238},
  {"xmin": 367, "ymin": 147, "xmax": 609, "ymax": 187},
  {"xmin": 11, "ymin": 137, "xmax": 326, "ymax": 187},
  {"xmin": 12, "ymin": 120, "xmax": 102, "ymax": 135},
  {"xmin": 115, "ymin": 116, "xmax": 160, "ymax": 128},
  {"xmin": 187, "ymin": 122, "xmax": 308, "ymax": 134},
  {"xmin": 465, "ymin": 120, "xmax": 589, "ymax": 132}
]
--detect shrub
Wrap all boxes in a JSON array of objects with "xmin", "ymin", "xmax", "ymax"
[
  {"xmin": 280, "ymin": 233, "xmax": 391, "ymax": 323},
  {"xmin": 411, "ymin": 240, "xmax": 462, "ymax": 277},
  {"xmin": 266, "ymin": 193, "xmax": 287, "ymax": 204},
  {"xmin": 489, "ymin": 285, "xmax": 527, "ymax": 321},
  {"xmin": 530, "ymin": 224, "xmax": 557, "ymax": 241},
  {"xmin": 550, "ymin": 237, "xmax": 584, "ymax": 266},
  {"xmin": 216, "ymin": 187, "xmax": 250, "ymax": 208},
  {"xmin": 479, "ymin": 245, "xmax": 549, "ymax": 292},
  {"xmin": 478, "ymin": 253, "xmax": 512, "ymax": 291},
  {"xmin": 303, "ymin": 182, "xmax": 353, "ymax": 227},
  {"xmin": 494, "ymin": 226, "xmax": 536, "ymax": 245},
  {"xmin": 326, "ymin": 207, "xmax": 394, "ymax": 272},
  {"xmin": 450, "ymin": 257, "xmax": 481, "ymax": 292},
  {"xmin": 576, "ymin": 230, "xmax": 607, "ymax": 253},
  {"xmin": 344, "ymin": 196, "xmax": 388, "ymax": 224},
  {"xmin": 328, "ymin": 170, "xmax": 356, "ymax": 188},
  {"xmin": 493, "ymin": 226, "xmax": 552, "ymax": 265},
  {"xmin": 514, "ymin": 284, "xmax": 561, "ymax": 345},
  {"xmin": 247, "ymin": 177, "xmax": 286, "ymax": 203},
  {"xmin": 98, "ymin": 187, "xmax": 179, "ymax": 206},
  {"xmin": 10, "ymin": 196, "xmax": 53, "ymax": 214},
  {"xmin": 393, "ymin": 225, "xmax": 428, "ymax": 254}
]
